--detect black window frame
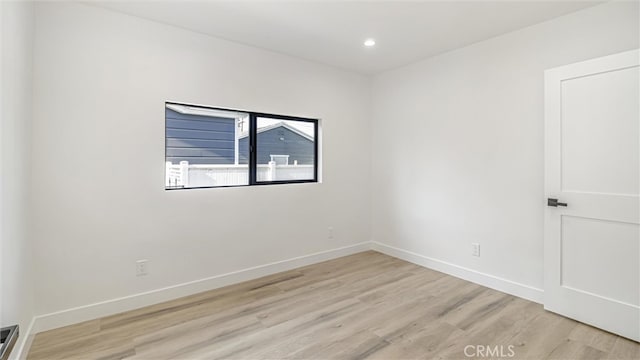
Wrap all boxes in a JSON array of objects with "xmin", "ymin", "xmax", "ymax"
[{"xmin": 165, "ymin": 101, "xmax": 319, "ymax": 190}]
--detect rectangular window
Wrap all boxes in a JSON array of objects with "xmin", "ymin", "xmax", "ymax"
[{"xmin": 165, "ymin": 102, "xmax": 318, "ymax": 189}]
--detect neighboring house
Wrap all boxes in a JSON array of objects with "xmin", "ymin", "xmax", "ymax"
[
  {"xmin": 166, "ymin": 105, "xmax": 314, "ymax": 166},
  {"xmin": 239, "ymin": 122, "xmax": 314, "ymax": 165},
  {"xmin": 165, "ymin": 107, "xmax": 237, "ymax": 165}
]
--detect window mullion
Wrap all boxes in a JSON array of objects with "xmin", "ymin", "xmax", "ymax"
[{"xmin": 249, "ymin": 113, "xmax": 257, "ymax": 185}]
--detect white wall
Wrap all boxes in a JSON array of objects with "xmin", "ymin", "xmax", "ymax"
[
  {"xmin": 371, "ymin": 1, "xmax": 639, "ymax": 296},
  {"xmin": 31, "ymin": 3, "xmax": 371, "ymax": 317},
  {"xmin": 0, "ymin": 0, "xmax": 35, "ymax": 356}
]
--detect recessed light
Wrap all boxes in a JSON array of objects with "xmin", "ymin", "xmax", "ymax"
[{"xmin": 364, "ymin": 39, "xmax": 376, "ymax": 47}]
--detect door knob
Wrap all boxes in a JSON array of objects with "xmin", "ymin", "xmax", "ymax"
[{"xmin": 547, "ymin": 198, "xmax": 567, "ymax": 207}]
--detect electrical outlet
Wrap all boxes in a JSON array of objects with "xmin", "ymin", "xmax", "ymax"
[
  {"xmin": 471, "ymin": 243, "xmax": 480, "ymax": 257},
  {"xmin": 328, "ymin": 226, "xmax": 334, "ymax": 239},
  {"xmin": 136, "ymin": 260, "xmax": 149, "ymax": 276}
]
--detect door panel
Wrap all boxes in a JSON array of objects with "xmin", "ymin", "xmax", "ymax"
[
  {"xmin": 561, "ymin": 66, "xmax": 639, "ymax": 196},
  {"xmin": 561, "ymin": 215, "xmax": 639, "ymax": 306},
  {"xmin": 545, "ymin": 49, "xmax": 640, "ymax": 342}
]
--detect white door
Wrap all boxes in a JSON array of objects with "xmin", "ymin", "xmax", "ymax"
[{"xmin": 544, "ymin": 49, "xmax": 640, "ymax": 342}]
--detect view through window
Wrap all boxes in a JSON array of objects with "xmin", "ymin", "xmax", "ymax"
[{"xmin": 165, "ymin": 103, "xmax": 318, "ymax": 189}]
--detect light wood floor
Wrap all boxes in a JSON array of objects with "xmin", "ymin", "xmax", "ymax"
[{"xmin": 28, "ymin": 251, "xmax": 640, "ymax": 360}]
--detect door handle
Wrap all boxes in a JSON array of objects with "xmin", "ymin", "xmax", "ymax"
[{"xmin": 547, "ymin": 198, "xmax": 567, "ymax": 207}]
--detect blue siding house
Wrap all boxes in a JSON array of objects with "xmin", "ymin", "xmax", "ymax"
[
  {"xmin": 239, "ymin": 122, "xmax": 314, "ymax": 165},
  {"xmin": 165, "ymin": 107, "xmax": 236, "ymax": 164},
  {"xmin": 166, "ymin": 106, "xmax": 313, "ymax": 166}
]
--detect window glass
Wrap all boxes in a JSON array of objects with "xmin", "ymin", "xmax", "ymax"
[
  {"xmin": 256, "ymin": 117, "xmax": 316, "ymax": 182},
  {"xmin": 165, "ymin": 104, "xmax": 249, "ymax": 188}
]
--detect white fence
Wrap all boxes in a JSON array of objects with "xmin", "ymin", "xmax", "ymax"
[{"xmin": 166, "ymin": 161, "xmax": 314, "ymax": 188}]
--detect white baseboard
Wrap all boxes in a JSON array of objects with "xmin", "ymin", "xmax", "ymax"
[
  {"xmin": 9, "ymin": 316, "xmax": 35, "ymax": 360},
  {"xmin": 371, "ymin": 241, "xmax": 544, "ymax": 304},
  {"xmin": 31, "ymin": 242, "xmax": 371, "ymax": 334}
]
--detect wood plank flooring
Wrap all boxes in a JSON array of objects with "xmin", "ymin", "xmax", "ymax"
[{"xmin": 28, "ymin": 251, "xmax": 640, "ymax": 359}]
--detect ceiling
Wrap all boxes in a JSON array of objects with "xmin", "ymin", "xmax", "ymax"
[{"xmin": 91, "ymin": 1, "xmax": 601, "ymax": 75}]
